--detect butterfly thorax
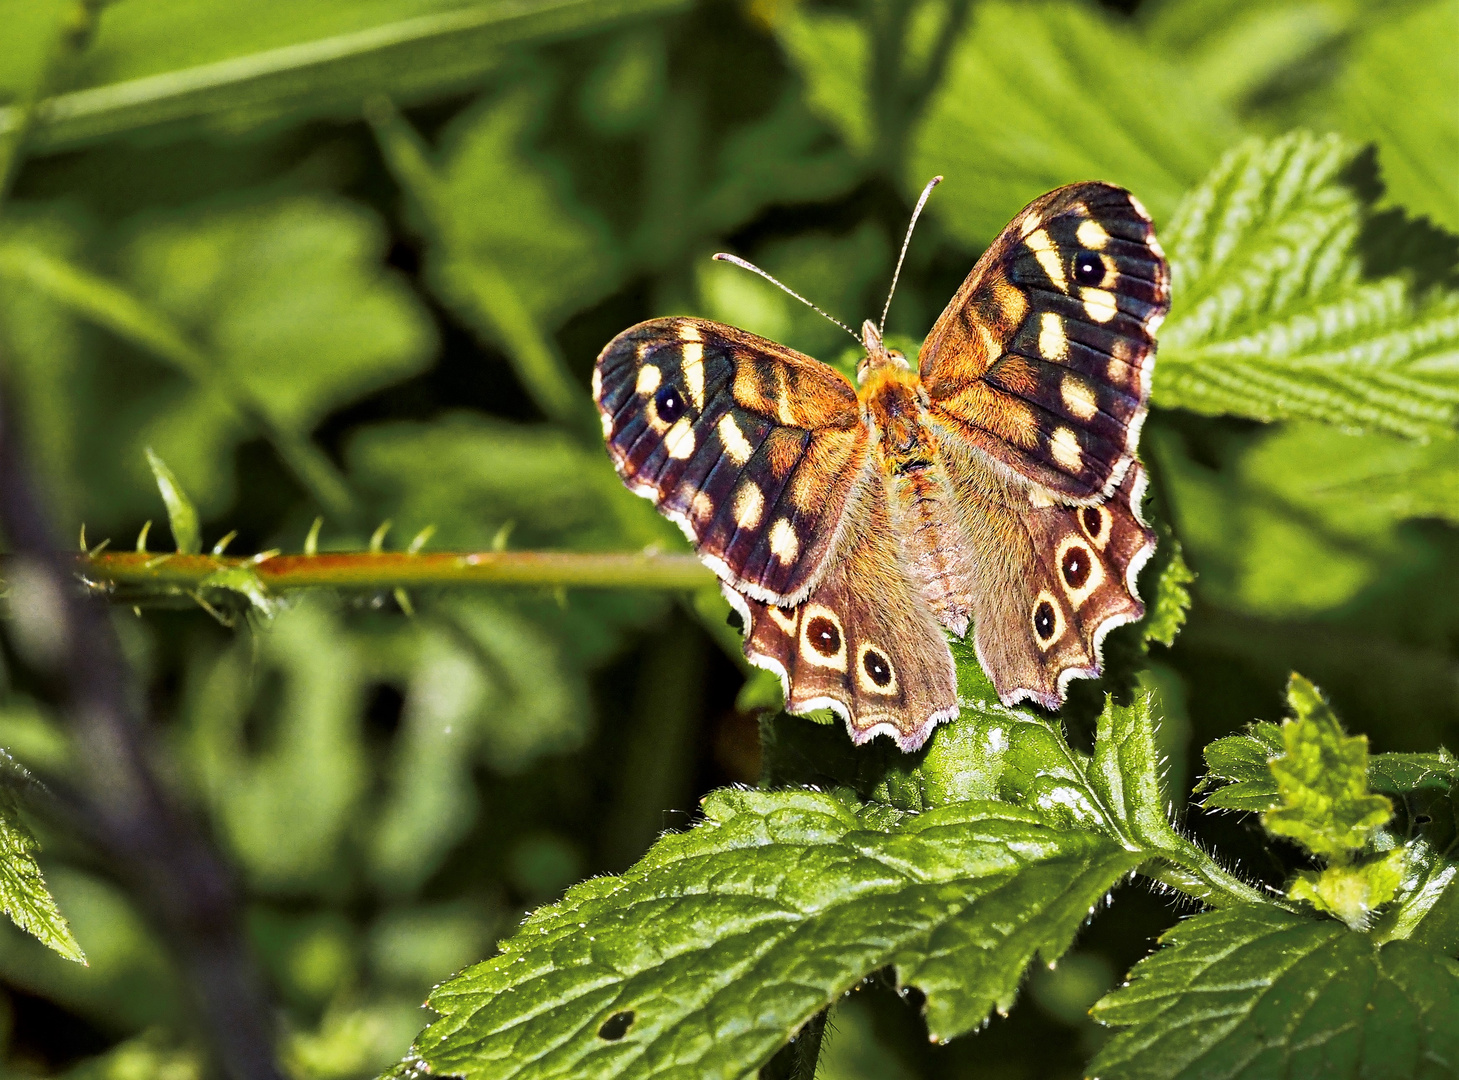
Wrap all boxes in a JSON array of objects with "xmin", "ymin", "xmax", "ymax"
[{"xmin": 855, "ymin": 321, "xmax": 977, "ymax": 635}]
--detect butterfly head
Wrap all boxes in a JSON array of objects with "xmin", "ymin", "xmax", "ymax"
[{"xmin": 856, "ymin": 319, "xmax": 910, "ymax": 385}]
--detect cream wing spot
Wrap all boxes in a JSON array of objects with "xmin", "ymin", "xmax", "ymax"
[
  {"xmin": 1025, "ymin": 229, "xmax": 1067, "ymax": 293},
  {"xmin": 1019, "ymin": 211, "xmax": 1043, "ymax": 238},
  {"xmin": 1039, "ymin": 312, "xmax": 1068, "ymax": 362},
  {"xmin": 718, "ymin": 413, "xmax": 753, "ymax": 465},
  {"xmin": 1050, "ymin": 427, "xmax": 1083, "ymax": 472},
  {"xmin": 636, "ymin": 364, "xmax": 661, "ymax": 396},
  {"xmin": 733, "ymin": 481, "xmax": 764, "ymax": 530},
  {"xmin": 769, "ymin": 518, "xmax": 799, "ymax": 564},
  {"xmin": 1082, "ymin": 287, "xmax": 1118, "ymax": 323},
  {"xmin": 1076, "ymin": 218, "xmax": 1110, "ymax": 250},
  {"xmin": 1061, "ymin": 374, "xmax": 1099, "ymax": 421},
  {"xmin": 665, "ymin": 418, "xmax": 696, "ymax": 459},
  {"xmin": 690, "ymin": 490, "xmax": 714, "ymax": 525},
  {"xmin": 1028, "ymin": 487, "xmax": 1056, "ymax": 509},
  {"xmin": 682, "ymin": 336, "xmax": 705, "ymax": 409},
  {"xmin": 766, "ymin": 605, "xmax": 799, "ymax": 636}
]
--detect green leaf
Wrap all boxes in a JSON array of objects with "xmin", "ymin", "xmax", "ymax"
[
  {"xmin": 0, "ymin": 754, "xmax": 84, "ymax": 963},
  {"xmin": 394, "ymin": 791, "xmax": 1142, "ymax": 1077},
  {"xmin": 143, "ymin": 447, "xmax": 201, "ymax": 555},
  {"xmin": 910, "ymin": 0, "xmax": 1239, "ymax": 245},
  {"xmin": 1090, "ymin": 906, "xmax": 1459, "ymax": 1080},
  {"xmin": 3, "ymin": 0, "xmax": 689, "ymax": 151},
  {"xmin": 1334, "ymin": 0, "xmax": 1459, "ymax": 233},
  {"xmin": 1153, "ymin": 130, "xmax": 1459, "ymax": 438},
  {"xmin": 771, "ymin": 6, "xmax": 873, "ymax": 158},
  {"xmin": 1194, "ymin": 721, "xmax": 1283, "ymax": 812},
  {"xmin": 1141, "ymin": 541, "xmax": 1194, "ymax": 649},
  {"xmin": 1263, "ymin": 674, "xmax": 1394, "ymax": 862},
  {"xmin": 1290, "ymin": 849, "xmax": 1406, "ymax": 932},
  {"xmin": 118, "ymin": 195, "xmax": 435, "ymax": 518}
]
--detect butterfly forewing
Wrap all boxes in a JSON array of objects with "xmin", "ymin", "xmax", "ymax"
[
  {"xmin": 919, "ymin": 183, "xmax": 1169, "ymax": 502},
  {"xmin": 595, "ymin": 317, "xmax": 869, "ymax": 604}
]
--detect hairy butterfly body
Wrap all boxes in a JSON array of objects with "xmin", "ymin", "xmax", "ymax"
[{"xmin": 595, "ymin": 181, "xmax": 1169, "ymax": 751}]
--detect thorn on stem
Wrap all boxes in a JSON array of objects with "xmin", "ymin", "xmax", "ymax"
[
  {"xmin": 370, "ymin": 520, "xmax": 392, "ymax": 553},
  {"xmin": 304, "ymin": 516, "xmax": 323, "ymax": 556}
]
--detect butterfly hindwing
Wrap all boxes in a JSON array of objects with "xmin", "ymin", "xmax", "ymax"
[
  {"xmin": 939, "ymin": 444, "xmax": 1156, "ymax": 709},
  {"xmin": 726, "ymin": 474, "xmax": 958, "ymax": 750},
  {"xmin": 595, "ymin": 317, "xmax": 870, "ymax": 604},
  {"xmin": 919, "ymin": 183, "xmax": 1169, "ymax": 501}
]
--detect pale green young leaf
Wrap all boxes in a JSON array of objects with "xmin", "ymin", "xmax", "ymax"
[
  {"xmin": 1290, "ymin": 848, "xmax": 1406, "ymax": 931},
  {"xmin": 393, "ymin": 790, "xmax": 1142, "ymax": 1078},
  {"xmin": 143, "ymin": 447, "xmax": 201, "ymax": 555},
  {"xmin": 1334, "ymin": 0, "xmax": 1459, "ymax": 233},
  {"xmin": 1263, "ymin": 674, "xmax": 1394, "ymax": 861},
  {"xmin": 0, "ymin": 755, "xmax": 84, "ymax": 963},
  {"xmin": 1154, "ymin": 131, "xmax": 1459, "ymax": 438},
  {"xmin": 1090, "ymin": 906, "xmax": 1459, "ymax": 1079},
  {"xmin": 911, "ymin": 0, "xmax": 1239, "ymax": 245}
]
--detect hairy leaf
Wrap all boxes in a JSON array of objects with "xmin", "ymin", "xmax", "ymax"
[
  {"xmin": 1195, "ymin": 721, "xmax": 1283, "ymax": 812},
  {"xmin": 1142, "ymin": 542, "xmax": 1194, "ymax": 649},
  {"xmin": 0, "ymin": 755, "xmax": 84, "ymax": 963},
  {"xmin": 1154, "ymin": 131, "xmax": 1459, "ymax": 438},
  {"xmin": 1263, "ymin": 674, "xmax": 1393, "ymax": 861},
  {"xmin": 1091, "ymin": 906, "xmax": 1459, "ymax": 1079},
  {"xmin": 393, "ymin": 790, "xmax": 1141, "ymax": 1078}
]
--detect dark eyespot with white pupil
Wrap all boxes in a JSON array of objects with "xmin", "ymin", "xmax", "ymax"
[
  {"xmin": 654, "ymin": 384, "xmax": 686, "ymax": 423},
  {"xmin": 1081, "ymin": 507, "xmax": 1102, "ymax": 536},
  {"xmin": 862, "ymin": 649, "xmax": 892, "ymax": 687},
  {"xmin": 807, "ymin": 616, "xmax": 841, "ymax": 656},
  {"xmin": 1034, "ymin": 600, "xmax": 1057, "ymax": 642},
  {"xmin": 1061, "ymin": 545, "xmax": 1090, "ymax": 589},
  {"xmin": 1072, "ymin": 249, "xmax": 1103, "ymax": 287}
]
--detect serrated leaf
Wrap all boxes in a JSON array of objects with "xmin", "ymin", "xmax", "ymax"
[
  {"xmin": 1334, "ymin": 0, "xmax": 1459, "ymax": 233},
  {"xmin": 1291, "ymin": 849, "xmax": 1406, "ymax": 931},
  {"xmin": 394, "ymin": 790, "xmax": 1142, "ymax": 1078},
  {"xmin": 1090, "ymin": 906, "xmax": 1459, "ymax": 1080},
  {"xmin": 1154, "ymin": 130, "xmax": 1459, "ymax": 438},
  {"xmin": 143, "ymin": 447, "xmax": 201, "ymax": 555},
  {"xmin": 1263, "ymin": 674, "xmax": 1393, "ymax": 861},
  {"xmin": 0, "ymin": 755, "xmax": 84, "ymax": 963},
  {"xmin": 1142, "ymin": 542, "xmax": 1194, "ymax": 648},
  {"xmin": 1194, "ymin": 722, "xmax": 1283, "ymax": 812},
  {"xmin": 910, "ymin": 0, "xmax": 1239, "ymax": 245}
]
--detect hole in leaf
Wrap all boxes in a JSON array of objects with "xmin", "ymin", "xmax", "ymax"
[
  {"xmin": 1413, "ymin": 813, "xmax": 1432, "ymax": 825},
  {"xmin": 598, "ymin": 1010, "xmax": 635, "ymax": 1040},
  {"xmin": 901, "ymin": 985, "xmax": 926, "ymax": 1011}
]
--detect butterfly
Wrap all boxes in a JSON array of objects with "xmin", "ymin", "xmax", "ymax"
[{"xmin": 593, "ymin": 179, "xmax": 1169, "ymax": 751}]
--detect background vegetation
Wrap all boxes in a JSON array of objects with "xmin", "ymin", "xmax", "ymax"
[{"xmin": 0, "ymin": 0, "xmax": 1454, "ymax": 1077}]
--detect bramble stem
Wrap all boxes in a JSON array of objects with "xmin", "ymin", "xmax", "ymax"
[{"xmin": 65, "ymin": 549, "xmax": 713, "ymax": 597}]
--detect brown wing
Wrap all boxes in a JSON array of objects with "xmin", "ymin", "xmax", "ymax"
[
  {"xmin": 939, "ymin": 434, "xmax": 1156, "ymax": 710},
  {"xmin": 724, "ymin": 474, "xmax": 958, "ymax": 752},
  {"xmin": 919, "ymin": 183, "xmax": 1169, "ymax": 502},
  {"xmin": 595, "ymin": 317, "xmax": 870, "ymax": 605}
]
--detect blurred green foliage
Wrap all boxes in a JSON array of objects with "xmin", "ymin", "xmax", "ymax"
[{"xmin": 0, "ymin": 0, "xmax": 1454, "ymax": 1077}]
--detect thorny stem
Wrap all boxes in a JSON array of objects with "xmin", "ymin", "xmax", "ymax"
[{"xmin": 63, "ymin": 549, "xmax": 712, "ymax": 598}]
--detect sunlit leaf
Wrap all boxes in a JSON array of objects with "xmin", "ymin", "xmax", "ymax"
[
  {"xmin": 1091, "ymin": 905, "xmax": 1459, "ymax": 1079},
  {"xmin": 391, "ymin": 790, "xmax": 1141, "ymax": 1078},
  {"xmin": 1334, "ymin": 0, "xmax": 1459, "ymax": 233},
  {"xmin": 0, "ymin": 755, "xmax": 83, "ymax": 963},
  {"xmin": 911, "ymin": 0, "xmax": 1239, "ymax": 245},
  {"xmin": 1155, "ymin": 131, "xmax": 1459, "ymax": 438}
]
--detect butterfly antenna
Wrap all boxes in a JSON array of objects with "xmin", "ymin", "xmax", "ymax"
[
  {"xmin": 711, "ymin": 252, "xmax": 861, "ymax": 343},
  {"xmin": 879, "ymin": 175, "xmax": 942, "ymax": 337}
]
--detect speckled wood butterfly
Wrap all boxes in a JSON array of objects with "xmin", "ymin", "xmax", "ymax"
[{"xmin": 594, "ymin": 179, "xmax": 1169, "ymax": 751}]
